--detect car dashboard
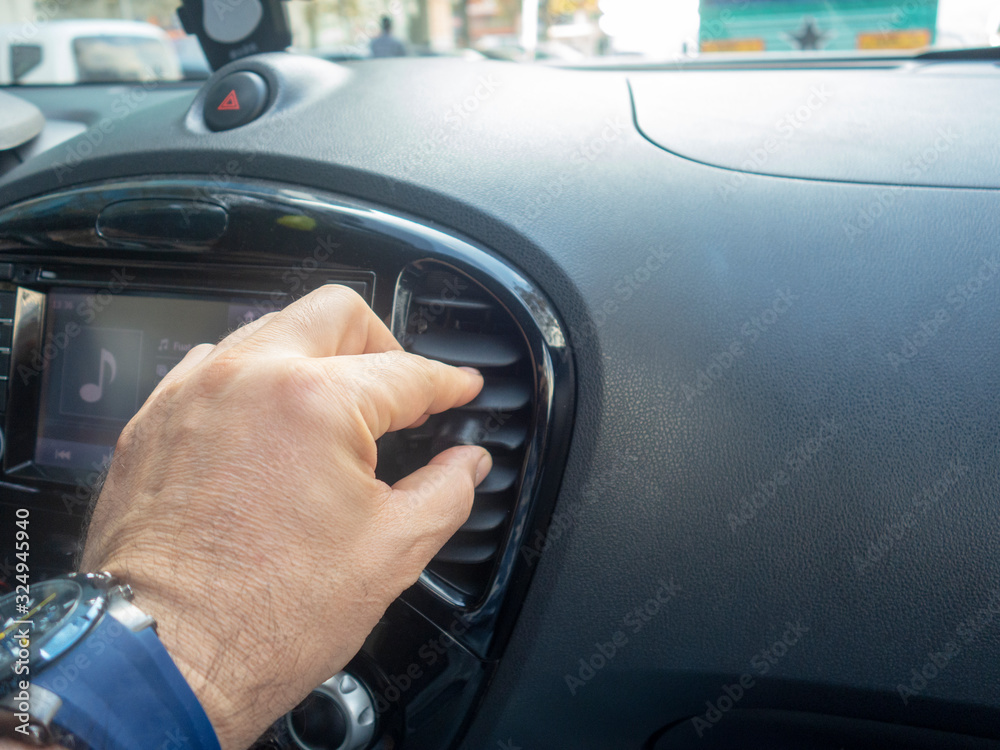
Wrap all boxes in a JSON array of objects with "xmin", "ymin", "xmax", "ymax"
[{"xmin": 1, "ymin": 52, "xmax": 999, "ymax": 749}]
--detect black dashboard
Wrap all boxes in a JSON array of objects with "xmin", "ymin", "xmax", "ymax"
[{"xmin": 1, "ymin": 52, "xmax": 1000, "ymax": 749}]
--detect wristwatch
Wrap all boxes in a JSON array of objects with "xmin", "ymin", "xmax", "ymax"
[{"xmin": 0, "ymin": 572, "xmax": 221, "ymax": 749}]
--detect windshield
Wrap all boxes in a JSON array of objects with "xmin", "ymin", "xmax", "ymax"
[
  {"xmin": 1, "ymin": 0, "xmax": 998, "ymax": 83},
  {"xmin": 73, "ymin": 35, "xmax": 182, "ymax": 82}
]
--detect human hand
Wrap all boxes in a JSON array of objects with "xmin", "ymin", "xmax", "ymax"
[{"xmin": 77, "ymin": 285, "xmax": 490, "ymax": 750}]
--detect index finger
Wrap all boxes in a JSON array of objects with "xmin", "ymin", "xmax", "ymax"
[
  {"xmin": 335, "ymin": 351, "xmax": 485, "ymax": 439},
  {"xmin": 236, "ymin": 285, "xmax": 402, "ymax": 358}
]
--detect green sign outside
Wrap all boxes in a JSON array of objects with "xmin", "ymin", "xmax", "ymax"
[{"xmin": 699, "ymin": 0, "xmax": 938, "ymax": 52}]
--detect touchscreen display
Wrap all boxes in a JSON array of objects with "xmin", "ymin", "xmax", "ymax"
[{"xmin": 34, "ymin": 289, "xmax": 284, "ymax": 474}]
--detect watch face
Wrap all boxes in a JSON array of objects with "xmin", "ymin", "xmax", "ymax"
[{"xmin": 0, "ymin": 579, "xmax": 88, "ymax": 677}]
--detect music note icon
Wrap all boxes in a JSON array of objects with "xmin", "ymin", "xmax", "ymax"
[{"xmin": 79, "ymin": 348, "xmax": 117, "ymax": 404}]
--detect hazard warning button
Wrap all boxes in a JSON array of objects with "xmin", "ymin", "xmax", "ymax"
[{"xmin": 204, "ymin": 71, "xmax": 269, "ymax": 132}]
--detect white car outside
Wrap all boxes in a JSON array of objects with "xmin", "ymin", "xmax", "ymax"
[{"xmin": 0, "ymin": 19, "xmax": 182, "ymax": 84}]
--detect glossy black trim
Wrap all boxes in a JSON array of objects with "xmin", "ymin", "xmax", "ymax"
[
  {"xmin": 388, "ymin": 257, "xmax": 572, "ymax": 656},
  {"xmin": 96, "ymin": 200, "xmax": 230, "ymax": 245},
  {"xmin": 6, "ymin": 287, "xmax": 44, "ymax": 478}
]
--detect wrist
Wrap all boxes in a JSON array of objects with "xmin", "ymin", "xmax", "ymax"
[
  {"xmin": 82, "ymin": 565, "xmax": 235, "ymax": 750},
  {"xmin": 83, "ymin": 555, "xmax": 261, "ymax": 750},
  {"xmin": 126, "ymin": 586, "xmax": 241, "ymax": 750},
  {"xmin": 0, "ymin": 573, "xmax": 223, "ymax": 750}
]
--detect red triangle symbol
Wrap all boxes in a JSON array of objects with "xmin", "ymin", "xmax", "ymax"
[{"xmin": 217, "ymin": 90, "xmax": 240, "ymax": 111}]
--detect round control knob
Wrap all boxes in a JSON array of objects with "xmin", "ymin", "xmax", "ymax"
[{"xmin": 286, "ymin": 671, "xmax": 376, "ymax": 750}]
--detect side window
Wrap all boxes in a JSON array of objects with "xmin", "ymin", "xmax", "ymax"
[{"xmin": 10, "ymin": 44, "xmax": 42, "ymax": 82}]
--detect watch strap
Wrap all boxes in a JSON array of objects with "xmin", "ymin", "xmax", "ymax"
[{"xmin": 34, "ymin": 611, "xmax": 220, "ymax": 750}]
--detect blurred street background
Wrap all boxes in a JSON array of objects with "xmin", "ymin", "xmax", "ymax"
[{"xmin": 2, "ymin": 0, "xmax": 999, "ymax": 71}]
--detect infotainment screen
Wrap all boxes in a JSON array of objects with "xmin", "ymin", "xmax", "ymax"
[{"xmin": 34, "ymin": 289, "xmax": 286, "ymax": 474}]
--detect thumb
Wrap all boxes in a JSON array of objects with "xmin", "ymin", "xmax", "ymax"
[{"xmin": 389, "ymin": 445, "xmax": 493, "ymax": 538}]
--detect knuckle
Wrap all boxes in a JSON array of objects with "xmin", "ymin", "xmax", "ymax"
[
  {"xmin": 389, "ymin": 351, "xmax": 436, "ymax": 391},
  {"xmin": 412, "ymin": 355, "xmax": 438, "ymax": 386},
  {"xmin": 187, "ymin": 342, "xmax": 215, "ymax": 359},
  {"xmin": 286, "ymin": 285, "xmax": 370, "ymax": 340},
  {"xmin": 313, "ymin": 283, "xmax": 367, "ymax": 314},
  {"xmin": 196, "ymin": 352, "xmax": 244, "ymax": 395},
  {"xmin": 114, "ymin": 421, "xmax": 139, "ymax": 455},
  {"xmin": 235, "ymin": 312, "xmax": 276, "ymax": 335}
]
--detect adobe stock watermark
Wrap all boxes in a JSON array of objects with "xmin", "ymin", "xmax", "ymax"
[
  {"xmin": 865, "ymin": 0, "xmax": 938, "ymax": 48},
  {"xmin": 52, "ymin": 75, "xmax": 163, "ymax": 183},
  {"xmin": 5, "ymin": 0, "xmax": 74, "ymax": 47},
  {"xmin": 58, "ymin": 415, "xmax": 164, "ymax": 516},
  {"xmin": 897, "ymin": 588, "xmax": 1000, "ymax": 705},
  {"xmin": 718, "ymin": 86, "xmax": 833, "ymax": 200},
  {"xmin": 691, "ymin": 620, "xmax": 808, "ymax": 737},
  {"xmin": 697, "ymin": 0, "xmax": 753, "ymax": 48},
  {"xmin": 520, "ymin": 452, "xmax": 640, "ymax": 566},
  {"xmin": 186, "ymin": 109, "xmax": 294, "ymax": 206},
  {"xmin": 886, "ymin": 255, "xmax": 999, "ymax": 370},
  {"xmin": 59, "ymin": 462, "xmax": 108, "ymax": 516},
  {"xmin": 370, "ymin": 609, "xmax": 474, "ymax": 714},
  {"xmin": 564, "ymin": 578, "xmax": 681, "ymax": 696},
  {"xmin": 517, "ymin": 116, "xmax": 629, "ymax": 225},
  {"xmin": 557, "ymin": 245, "xmax": 673, "ymax": 363},
  {"xmin": 399, "ymin": 273, "xmax": 469, "ymax": 346},
  {"xmin": 842, "ymin": 127, "xmax": 959, "ymax": 241},
  {"xmin": 589, "ymin": 245, "xmax": 673, "ymax": 329},
  {"xmin": 727, "ymin": 417, "xmax": 840, "ymax": 531},
  {"xmin": 853, "ymin": 458, "xmax": 969, "ymax": 572},
  {"xmin": 231, "ymin": 234, "xmax": 344, "ymax": 315},
  {"xmin": 398, "ymin": 75, "xmax": 501, "ymax": 180},
  {"xmin": 681, "ymin": 289, "xmax": 798, "ymax": 402},
  {"xmin": 17, "ymin": 269, "xmax": 135, "ymax": 386},
  {"xmin": 32, "ymin": 612, "xmax": 128, "ymax": 692}
]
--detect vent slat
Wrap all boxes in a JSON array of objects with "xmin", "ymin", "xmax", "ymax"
[
  {"xmin": 479, "ymin": 423, "xmax": 527, "ymax": 452},
  {"xmin": 461, "ymin": 379, "xmax": 532, "ymax": 412},
  {"xmin": 434, "ymin": 535, "xmax": 499, "ymax": 564},
  {"xmin": 413, "ymin": 295, "xmax": 493, "ymax": 311},
  {"xmin": 476, "ymin": 463, "xmax": 518, "ymax": 494},
  {"xmin": 408, "ymin": 331, "xmax": 521, "ymax": 368},
  {"xmin": 460, "ymin": 507, "xmax": 509, "ymax": 532},
  {"xmin": 437, "ymin": 417, "xmax": 527, "ymax": 451}
]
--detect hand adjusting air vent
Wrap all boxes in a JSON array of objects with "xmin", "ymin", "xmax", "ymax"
[{"xmin": 379, "ymin": 263, "xmax": 535, "ymax": 605}]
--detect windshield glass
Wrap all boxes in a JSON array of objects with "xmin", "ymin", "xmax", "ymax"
[
  {"xmin": 73, "ymin": 34, "xmax": 182, "ymax": 82},
  {"xmin": 1, "ymin": 0, "xmax": 998, "ymax": 83}
]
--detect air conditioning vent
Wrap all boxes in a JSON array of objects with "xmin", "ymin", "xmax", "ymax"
[
  {"xmin": 379, "ymin": 263, "xmax": 536, "ymax": 605},
  {"xmin": 408, "ymin": 331, "xmax": 522, "ymax": 368}
]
